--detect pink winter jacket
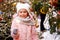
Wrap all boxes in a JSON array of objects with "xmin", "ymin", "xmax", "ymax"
[{"xmin": 11, "ymin": 17, "xmax": 38, "ymax": 40}]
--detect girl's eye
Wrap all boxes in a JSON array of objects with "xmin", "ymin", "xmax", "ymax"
[
  {"xmin": 23, "ymin": 11, "xmax": 27, "ymax": 13},
  {"xmin": 19, "ymin": 11, "xmax": 22, "ymax": 13},
  {"xmin": 19, "ymin": 11, "xmax": 27, "ymax": 13}
]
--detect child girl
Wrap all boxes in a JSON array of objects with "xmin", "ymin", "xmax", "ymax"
[{"xmin": 11, "ymin": 3, "xmax": 38, "ymax": 40}]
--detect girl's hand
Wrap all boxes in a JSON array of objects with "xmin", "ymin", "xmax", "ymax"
[
  {"xmin": 13, "ymin": 29, "xmax": 18, "ymax": 35},
  {"xmin": 13, "ymin": 29, "xmax": 19, "ymax": 39}
]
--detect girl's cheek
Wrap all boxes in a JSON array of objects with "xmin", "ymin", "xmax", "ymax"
[{"xmin": 18, "ymin": 13, "xmax": 21, "ymax": 16}]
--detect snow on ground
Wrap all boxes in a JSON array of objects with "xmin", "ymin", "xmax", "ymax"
[{"xmin": 40, "ymin": 31, "xmax": 60, "ymax": 40}]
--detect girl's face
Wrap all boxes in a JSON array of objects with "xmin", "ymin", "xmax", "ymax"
[{"xmin": 18, "ymin": 9, "xmax": 28, "ymax": 18}]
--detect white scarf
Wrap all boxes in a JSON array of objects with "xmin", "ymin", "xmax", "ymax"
[{"xmin": 16, "ymin": 16, "xmax": 35, "ymax": 26}]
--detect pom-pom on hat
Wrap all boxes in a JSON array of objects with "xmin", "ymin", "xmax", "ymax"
[{"xmin": 16, "ymin": 2, "xmax": 30, "ymax": 13}]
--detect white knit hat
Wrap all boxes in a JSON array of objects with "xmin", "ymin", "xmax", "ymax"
[{"xmin": 16, "ymin": 2, "xmax": 30, "ymax": 13}]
